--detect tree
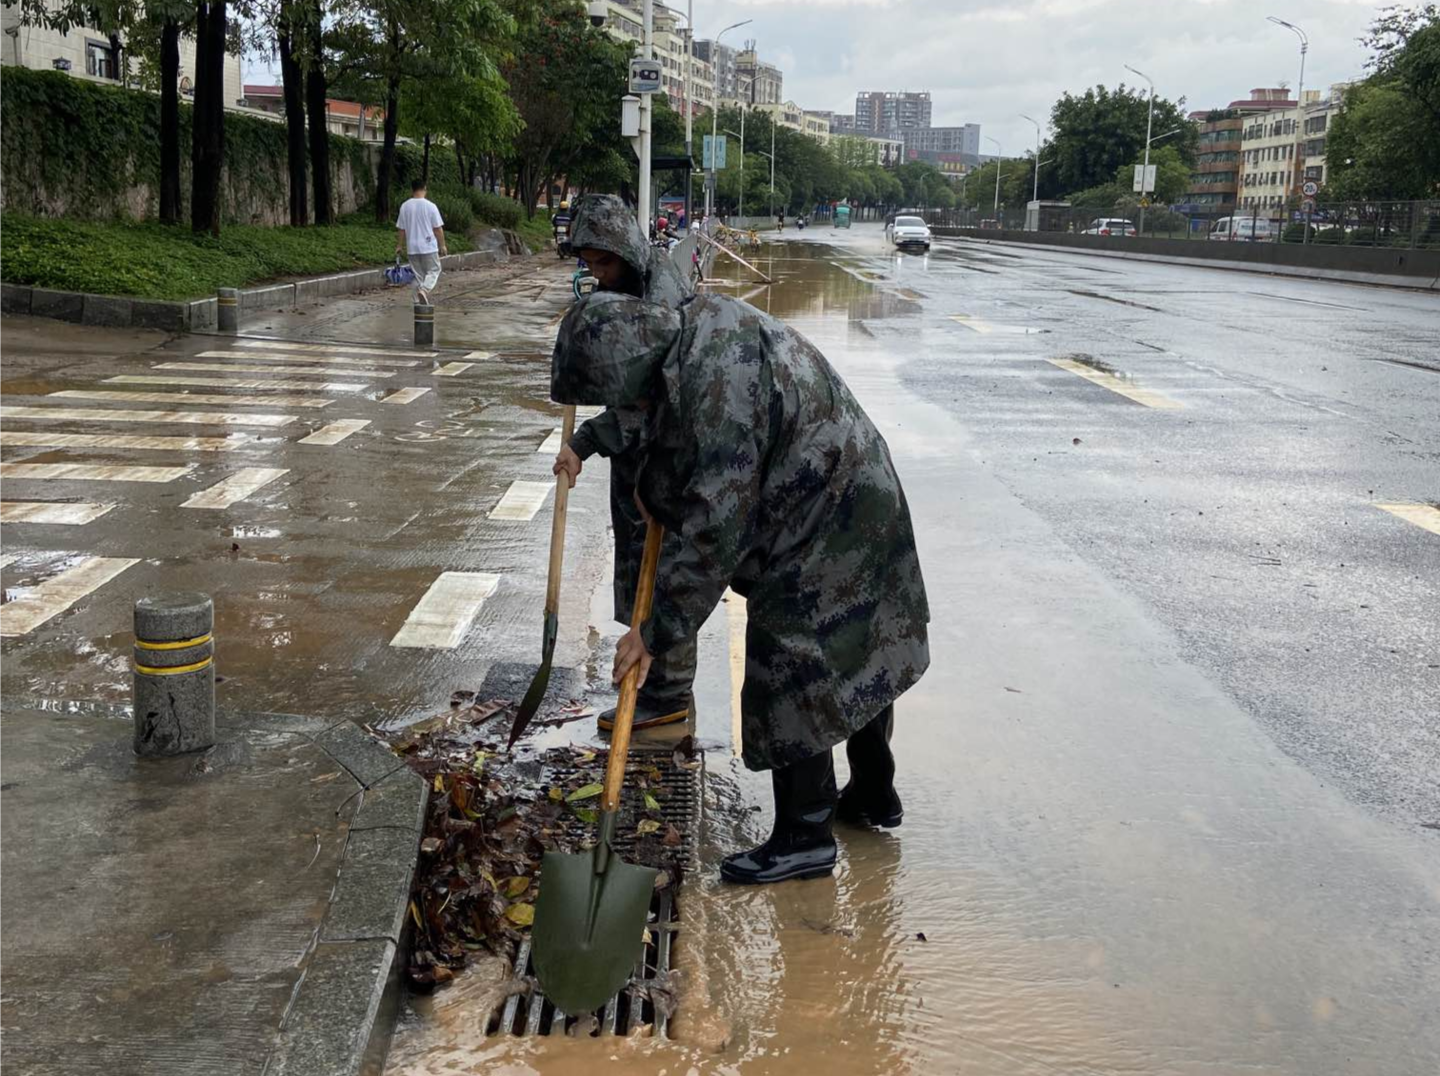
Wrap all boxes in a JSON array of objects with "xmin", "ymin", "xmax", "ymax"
[
  {"xmin": 190, "ymin": 0, "xmax": 227, "ymax": 234},
  {"xmin": 266, "ymin": 0, "xmax": 310, "ymax": 225},
  {"xmin": 1044, "ymin": 84, "xmax": 1197, "ymax": 198},
  {"xmin": 1112, "ymin": 142, "xmax": 1190, "ymax": 203},
  {"xmin": 304, "ymin": 0, "xmax": 331, "ymax": 223}
]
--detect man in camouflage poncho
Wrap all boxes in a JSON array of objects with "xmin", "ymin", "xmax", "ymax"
[
  {"xmin": 551, "ymin": 194, "xmax": 697, "ymax": 734},
  {"xmin": 552, "ymin": 290, "xmax": 930, "ymax": 885}
]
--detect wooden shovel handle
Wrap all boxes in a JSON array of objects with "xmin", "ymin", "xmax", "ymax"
[
  {"xmin": 544, "ymin": 405, "xmax": 577, "ymax": 615},
  {"xmin": 602, "ymin": 520, "xmax": 664, "ymax": 813}
]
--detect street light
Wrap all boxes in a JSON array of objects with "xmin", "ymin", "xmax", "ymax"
[
  {"xmin": 723, "ymin": 76, "xmax": 755, "ymax": 218},
  {"xmin": 1268, "ymin": 15, "xmax": 1310, "ymax": 240},
  {"xmin": 985, "ymin": 135, "xmax": 1002, "ymax": 217},
  {"xmin": 1124, "ymin": 64, "xmax": 1155, "ymax": 234},
  {"xmin": 1019, "ymin": 113, "xmax": 1042, "ymax": 211},
  {"xmin": 707, "ymin": 19, "xmax": 753, "ymax": 218}
]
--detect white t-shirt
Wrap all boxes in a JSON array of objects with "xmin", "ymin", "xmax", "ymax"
[{"xmin": 396, "ymin": 197, "xmax": 444, "ymax": 255}]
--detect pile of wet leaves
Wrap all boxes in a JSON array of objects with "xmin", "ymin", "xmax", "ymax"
[{"xmin": 385, "ymin": 693, "xmax": 692, "ymax": 992}]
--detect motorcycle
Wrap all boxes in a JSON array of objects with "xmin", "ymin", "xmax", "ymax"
[{"xmin": 554, "ymin": 223, "xmax": 571, "ymax": 258}]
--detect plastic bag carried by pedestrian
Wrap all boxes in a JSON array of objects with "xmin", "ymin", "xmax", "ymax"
[{"xmin": 385, "ymin": 256, "xmax": 416, "ymax": 287}]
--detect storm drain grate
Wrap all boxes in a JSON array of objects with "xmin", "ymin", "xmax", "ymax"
[{"xmin": 487, "ymin": 748, "xmax": 700, "ymax": 1038}]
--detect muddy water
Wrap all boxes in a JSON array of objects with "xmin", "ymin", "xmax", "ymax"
[{"xmin": 387, "ymin": 229, "xmax": 1439, "ymax": 1075}]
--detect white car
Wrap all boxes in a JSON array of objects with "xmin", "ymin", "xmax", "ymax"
[
  {"xmin": 891, "ymin": 215, "xmax": 932, "ymax": 251},
  {"xmin": 1208, "ymin": 216, "xmax": 1278, "ymax": 242},
  {"xmin": 1082, "ymin": 218, "xmax": 1136, "ymax": 237}
]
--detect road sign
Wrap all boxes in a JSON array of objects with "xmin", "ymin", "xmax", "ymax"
[
  {"xmin": 628, "ymin": 58, "xmax": 662, "ymax": 94},
  {"xmin": 1138, "ymin": 197, "xmax": 1151, "ymax": 208},
  {"xmin": 1132, "ymin": 163, "xmax": 1156, "ymax": 194},
  {"xmin": 1302, "ymin": 198, "xmax": 1317, "ymax": 213},
  {"xmin": 702, "ymin": 134, "xmax": 727, "ymax": 171},
  {"xmin": 1302, "ymin": 181, "xmax": 1319, "ymax": 197}
]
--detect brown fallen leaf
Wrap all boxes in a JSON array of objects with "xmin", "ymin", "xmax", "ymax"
[
  {"xmin": 662, "ymin": 823, "xmax": 682, "ymax": 848},
  {"xmin": 636, "ymin": 819, "xmax": 661, "ymax": 836},
  {"xmin": 420, "ymin": 836, "xmax": 443, "ymax": 854}
]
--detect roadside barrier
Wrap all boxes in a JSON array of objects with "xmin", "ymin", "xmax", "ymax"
[{"xmin": 133, "ymin": 593, "xmax": 216, "ymax": 757}]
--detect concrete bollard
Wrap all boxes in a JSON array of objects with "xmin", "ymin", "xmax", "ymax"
[
  {"xmin": 413, "ymin": 302, "xmax": 434, "ymax": 347},
  {"xmin": 217, "ymin": 287, "xmax": 239, "ymax": 333},
  {"xmin": 133, "ymin": 593, "xmax": 216, "ymax": 757}
]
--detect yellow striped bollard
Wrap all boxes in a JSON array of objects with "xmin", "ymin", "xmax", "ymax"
[{"xmin": 133, "ymin": 593, "xmax": 216, "ymax": 757}]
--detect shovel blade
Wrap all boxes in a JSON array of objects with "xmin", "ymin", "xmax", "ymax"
[
  {"xmin": 505, "ymin": 612, "xmax": 560, "ymax": 750},
  {"xmin": 531, "ymin": 847, "xmax": 654, "ymax": 1016}
]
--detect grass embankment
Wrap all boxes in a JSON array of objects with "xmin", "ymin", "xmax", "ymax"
[{"xmin": 0, "ymin": 214, "xmax": 477, "ymax": 302}]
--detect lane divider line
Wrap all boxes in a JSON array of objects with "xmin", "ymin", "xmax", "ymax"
[
  {"xmin": 52, "ymin": 389, "xmax": 335, "ymax": 409},
  {"xmin": 1375, "ymin": 503, "xmax": 1440, "ymax": 536},
  {"xmin": 0, "ymin": 502, "xmax": 117, "ymax": 525},
  {"xmin": 949, "ymin": 314, "xmax": 1045, "ymax": 335},
  {"xmin": 196, "ymin": 350, "xmax": 420, "ymax": 368},
  {"xmin": 390, "ymin": 571, "xmax": 501, "ymax": 649},
  {"xmin": 0, "ymin": 462, "xmax": 195, "ymax": 483},
  {"xmin": 488, "ymin": 479, "xmax": 553, "ymax": 521},
  {"xmin": 537, "ymin": 428, "xmax": 563, "ymax": 454},
  {"xmin": 106, "ymin": 375, "xmax": 368, "ymax": 393},
  {"xmin": 234, "ymin": 339, "xmax": 440, "ymax": 359},
  {"xmin": 156, "ymin": 361, "xmax": 395, "ymax": 379},
  {"xmin": 0, "ymin": 556, "xmax": 140, "ymax": 637},
  {"xmin": 0, "ymin": 431, "xmax": 248, "ymax": 453},
  {"xmin": 182, "ymin": 467, "xmax": 289, "ymax": 510},
  {"xmin": 433, "ymin": 362, "xmax": 474, "ymax": 377},
  {"xmin": 381, "ymin": 387, "xmax": 432, "ymax": 405},
  {"xmin": 298, "ymin": 419, "xmax": 371, "ymax": 446},
  {"xmin": 1045, "ymin": 358, "xmax": 1184, "ymax": 409},
  {"xmin": 1, "ymin": 405, "xmax": 295, "ymax": 428}
]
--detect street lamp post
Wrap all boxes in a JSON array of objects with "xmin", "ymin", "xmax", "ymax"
[
  {"xmin": 1268, "ymin": 16, "xmax": 1309, "ymax": 242},
  {"xmin": 724, "ymin": 77, "xmax": 754, "ymax": 219},
  {"xmin": 1019, "ymin": 113, "xmax": 1042, "ymax": 228},
  {"xmin": 707, "ymin": 19, "xmax": 753, "ymax": 219},
  {"xmin": 636, "ymin": 0, "xmax": 653, "ymax": 232},
  {"xmin": 985, "ymin": 135, "xmax": 1002, "ymax": 218},
  {"xmin": 1124, "ymin": 64, "xmax": 1155, "ymax": 234}
]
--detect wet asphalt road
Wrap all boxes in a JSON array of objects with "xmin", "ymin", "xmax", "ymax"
[{"xmin": 4, "ymin": 229, "xmax": 1440, "ymax": 1074}]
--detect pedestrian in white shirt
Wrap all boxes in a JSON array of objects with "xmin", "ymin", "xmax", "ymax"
[{"xmin": 395, "ymin": 179, "xmax": 447, "ymax": 305}]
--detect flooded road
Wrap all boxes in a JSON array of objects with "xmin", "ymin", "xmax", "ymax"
[{"xmin": 386, "ymin": 229, "xmax": 1440, "ymax": 1074}]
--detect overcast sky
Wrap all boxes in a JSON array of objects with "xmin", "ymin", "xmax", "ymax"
[{"xmin": 697, "ymin": 0, "xmax": 1400, "ymax": 153}]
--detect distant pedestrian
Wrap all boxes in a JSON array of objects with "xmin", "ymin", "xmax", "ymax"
[{"xmin": 395, "ymin": 178, "xmax": 447, "ymax": 305}]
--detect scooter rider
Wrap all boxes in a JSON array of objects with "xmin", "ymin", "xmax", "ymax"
[{"xmin": 553, "ymin": 200, "xmax": 573, "ymax": 254}]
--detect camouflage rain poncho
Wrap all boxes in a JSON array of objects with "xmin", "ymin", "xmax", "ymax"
[
  {"xmin": 552, "ymin": 291, "xmax": 931, "ymax": 771},
  {"xmin": 564, "ymin": 195, "xmax": 692, "ymax": 626}
]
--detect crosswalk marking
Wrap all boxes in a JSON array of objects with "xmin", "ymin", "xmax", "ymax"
[
  {"xmin": 1, "ymin": 405, "xmax": 295, "ymax": 428},
  {"xmin": 537, "ymin": 428, "xmax": 563, "ymax": 454},
  {"xmin": 1, "ymin": 502, "xmax": 116, "ymax": 525},
  {"xmin": 197, "ymin": 350, "xmax": 420, "ymax": 368},
  {"xmin": 52, "ymin": 389, "xmax": 336, "ymax": 409},
  {"xmin": 390, "ymin": 571, "xmax": 501, "ymax": 649},
  {"xmin": 234, "ymin": 339, "xmax": 439, "ymax": 359},
  {"xmin": 1045, "ymin": 358, "xmax": 1183, "ymax": 410},
  {"xmin": 182, "ymin": 467, "xmax": 289, "ymax": 509},
  {"xmin": 0, "ymin": 431, "xmax": 248, "ymax": 452},
  {"xmin": 0, "ymin": 462, "xmax": 194, "ymax": 483},
  {"xmin": 381, "ymin": 387, "xmax": 432, "ymax": 405},
  {"xmin": 0, "ymin": 554, "xmax": 18, "ymax": 569},
  {"xmin": 299, "ymin": 419, "xmax": 370, "ymax": 446},
  {"xmin": 0, "ymin": 556, "xmax": 140, "ymax": 637},
  {"xmin": 155, "ymin": 361, "xmax": 395, "ymax": 379},
  {"xmin": 574, "ymin": 405, "xmax": 603, "ymax": 420},
  {"xmin": 463, "ymin": 350, "xmax": 494, "ymax": 361},
  {"xmin": 1375, "ymin": 503, "xmax": 1440, "ymax": 536},
  {"xmin": 433, "ymin": 362, "xmax": 474, "ymax": 377},
  {"xmin": 489, "ymin": 480, "xmax": 553, "ymax": 521},
  {"xmin": 106, "ymin": 375, "xmax": 368, "ymax": 393}
]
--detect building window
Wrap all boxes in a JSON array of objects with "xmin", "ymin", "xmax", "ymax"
[{"xmin": 85, "ymin": 39, "xmax": 120, "ymax": 80}]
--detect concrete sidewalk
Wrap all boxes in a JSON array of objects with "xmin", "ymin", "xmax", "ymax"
[{"xmin": 0, "ymin": 702, "xmax": 425, "ymax": 1076}]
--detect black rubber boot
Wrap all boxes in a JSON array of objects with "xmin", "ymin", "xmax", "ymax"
[
  {"xmin": 720, "ymin": 750, "xmax": 838, "ymax": 885},
  {"xmin": 837, "ymin": 705, "xmax": 903, "ymax": 828}
]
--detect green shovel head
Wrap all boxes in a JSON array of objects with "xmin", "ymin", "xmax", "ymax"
[{"xmin": 531, "ymin": 843, "xmax": 654, "ymax": 1016}]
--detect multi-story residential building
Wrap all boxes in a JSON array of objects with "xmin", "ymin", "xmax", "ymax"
[
  {"xmin": 1, "ymin": 7, "xmax": 243, "ymax": 109},
  {"xmin": 819, "ymin": 112, "xmax": 858, "ymax": 136},
  {"xmin": 1238, "ymin": 85, "xmax": 1347, "ymax": 213},
  {"xmin": 735, "ymin": 44, "xmax": 782, "ymax": 106},
  {"xmin": 801, "ymin": 111, "xmax": 832, "ymax": 142},
  {"xmin": 833, "ymin": 133, "xmax": 905, "ymax": 169},
  {"xmin": 598, "ymin": 2, "xmax": 714, "ymax": 118},
  {"xmin": 903, "ymin": 124, "xmax": 981, "ymax": 163},
  {"xmin": 749, "ymin": 101, "xmax": 829, "ymax": 142},
  {"xmin": 693, "ymin": 39, "xmax": 738, "ymax": 101},
  {"xmin": 243, "ymin": 86, "xmax": 386, "ymax": 142},
  {"xmin": 854, "ymin": 91, "xmax": 931, "ymax": 135},
  {"xmin": 1179, "ymin": 88, "xmax": 1295, "ymax": 219}
]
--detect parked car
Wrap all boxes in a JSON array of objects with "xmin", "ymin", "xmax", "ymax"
[
  {"xmin": 891, "ymin": 215, "xmax": 932, "ymax": 251},
  {"xmin": 1208, "ymin": 216, "xmax": 1278, "ymax": 242},
  {"xmin": 1082, "ymin": 218, "xmax": 1136, "ymax": 237}
]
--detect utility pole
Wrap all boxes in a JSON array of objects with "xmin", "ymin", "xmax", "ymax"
[
  {"xmin": 637, "ymin": 0, "xmax": 653, "ymax": 232},
  {"xmin": 1125, "ymin": 64, "xmax": 1155, "ymax": 234},
  {"xmin": 684, "ymin": 0, "xmax": 692, "ymax": 225},
  {"xmin": 1019, "ymin": 113, "xmax": 1042, "ymax": 226},
  {"xmin": 706, "ymin": 19, "xmax": 752, "ymax": 219},
  {"xmin": 986, "ymin": 135, "xmax": 1001, "ymax": 218}
]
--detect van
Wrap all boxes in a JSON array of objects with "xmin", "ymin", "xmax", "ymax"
[{"xmin": 1208, "ymin": 216, "xmax": 1277, "ymax": 242}]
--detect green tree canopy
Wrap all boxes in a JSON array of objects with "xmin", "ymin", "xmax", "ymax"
[{"xmin": 1042, "ymin": 83, "xmax": 1197, "ymax": 198}]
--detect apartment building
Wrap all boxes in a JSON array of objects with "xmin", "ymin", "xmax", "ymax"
[
  {"xmin": 855, "ymin": 91, "xmax": 931, "ymax": 135},
  {"xmin": 750, "ymin": 101, "xmax": 829, "ymax": 142},
  {"xmin": 1179, "ymin": 88, "xmax": 1295, "ymax": 219},
  {"xmin": 735, "ymin": 45, "xmax": 782, "ymax": 105},
  {"xmin": 1235, "ymin": 84, "xmax": 1348, "ymax": 212},
  {"xmin": 903, "ymin": 124, "xmax": 981, "ymax": 163},
  {"xmin": 692, "ymin": 39, "xmax": 738, "ymax": 101},
  {"xmin": 833, "ymin": 133, "xmax": 905, "ymax": 169},
  {"xmin": 599, "ymin": 1, "xmax": 714, "ymax": 117}
]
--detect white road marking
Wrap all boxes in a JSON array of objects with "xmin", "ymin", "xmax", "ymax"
[
  {"xmin": 537, "ymin": 428, "xmax": 563, "ymax": 454},
  {"xmin": 390, "ymin": 571, "xmax": 501, "ymax": 649},
  {"xmin": 949, "ymin": 314, "xmax": 1045, "ymax": 335},
  {"xmin": 106, "ymin": 375, "xmax": 368, "ymax": 393},
  {"xmin": 0, "ymin": 556, "xmax": 140, "ymax": 637},
  {"xmin": 433, "ymin": 362, "xmax": 474, "ymax": 377},
  {"xmin": 574, "ymin": 405, "xmax": 603, "ymax": 420},
  {"xmin": 299, "ymin": 419, "xmax": 370, "ymax": 446},
  {"xmin": 234, "ymin": 339, "xmax": 439, "ymax": 359},
  {"xmin": 1375, "ymin": 503, "xmax": 1440, "ymax": 536},
  {"xmin": 0, "ymin": 554, "xmax": 18, "ymax": 569},
  {"xmin": 1, "ymin": 502, "xmax": 116, "ymax": 525},
  {"xmin": 488, "ymin": 480, "xmax": 553, "ymax": 521},
  {"xmin": 724, "ymin": 588, "xmax": 748, "ymax": 756},
  {"xmin": 52, "ymin": 389, "xmax": 335, "ymax": 409},
  {"xmin": 181, "ymin": 467, "xmax": 289, "ymax": 509},
  {"xmin": 156, "ymin": 361, "xmax": 395, "ymax": 379},
  {"xmin": 381, "ymin": 387, "xmax": 432, "ymax": 405},
  {"xmin": 0, "ymin": 462, "xmax": 193, "ymax": 483},
  {"xmin": 1045, "ymin": 358, "xmax": 1183, "ymax": 409},
  {"xmin": 0, "ymin": 431, "xmax": 248, "ymax": 452},
  {"xmin": 197, "ymin": 350, "xmax": 420, "ymax": 368},
  {"xmin": 1, "ymin": 405, "xmax": 295, "ymax": 428},
  {"xmin": 463, "ymin": 350, "xmax": 494, "ymax": 360}
]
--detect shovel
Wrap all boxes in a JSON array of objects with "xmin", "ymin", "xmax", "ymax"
[
  {"xmin": 531, "ymin": 520, "xmax": 664, "ymax": 1016},
  {"xmin": 506, "ymin": 405, "xmax": 577, "ymax": 751}
]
